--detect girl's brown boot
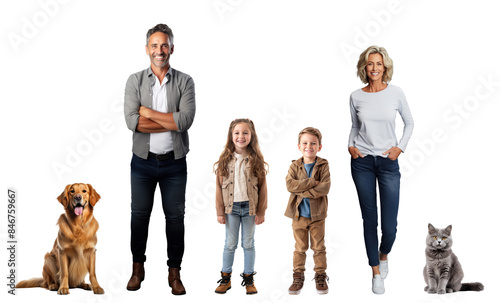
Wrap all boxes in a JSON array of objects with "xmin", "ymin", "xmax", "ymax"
[
  {"xmin": 241, "ymin": 272, "xmax": 258, "ymax": 295},
  {"xmin": 215, "ymin": 272, "xmax": 231, "ymax": 294}
]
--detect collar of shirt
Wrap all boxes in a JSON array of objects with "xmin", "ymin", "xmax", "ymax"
[
  {"xmin": 233, "ymin": 152, "xmax": 249, "ymax": 161},
  {"xmin": 147, "ymin": 66, "xmax": 171, "ymax": 86}
]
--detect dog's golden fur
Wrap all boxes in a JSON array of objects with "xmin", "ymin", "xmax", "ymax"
[{"xmin": 16, "ymin": 183, "xmax": 104, "ymax": 295}]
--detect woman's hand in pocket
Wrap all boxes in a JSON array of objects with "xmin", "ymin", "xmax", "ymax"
[
  {"xmin": 383, "ymin": 146, "xmax": 402, "ymax": 160},
  {"xmin": 349, "ymin": 146, "xmax": 364, "ymax": 159}
]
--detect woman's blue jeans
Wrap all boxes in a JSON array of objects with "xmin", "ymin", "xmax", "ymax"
[
  {"xmin": 351, "ymin": 156, "xmax": 401, "ymax": 267},
  {"xmin": 222, "ymin": 201, "xmax": 256, "ymax": 275}
]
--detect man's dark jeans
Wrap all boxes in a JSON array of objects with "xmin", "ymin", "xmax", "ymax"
[{"xmin": 130, "ymin": 153, "xmax": 187, "ymax": 268}]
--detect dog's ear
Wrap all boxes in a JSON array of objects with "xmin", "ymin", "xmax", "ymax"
[
  {"xmin": 87, "ymin": 184, "xmax": 101, "ymax": 207},
  {"xmin": 57, "ymin": 184, "xmax": 72, "ymax": 207}
]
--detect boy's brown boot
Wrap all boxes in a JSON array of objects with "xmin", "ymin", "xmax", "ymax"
[
  {"xmin": 288, "ymin": 271, "xmax": 304, "ymax": 295},
  {"xmin": 241, "ymin": 272, "xmax": 258, "ymax": 295},
  {"xmin": 314, "ymin": 272, "xmax": 329, "ymax": 295},
  {"xmin": 215, "ymin": 272, "xmax": 231, "ymax": 294}
]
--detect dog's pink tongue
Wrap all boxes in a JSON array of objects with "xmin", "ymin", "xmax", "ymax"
[{"xmin": 74, "ymin": 206, "xmax": 83, "ymax": 216}]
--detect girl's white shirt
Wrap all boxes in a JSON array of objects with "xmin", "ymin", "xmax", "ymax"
[{"xmin": 233, "ymin": 152, "xmax": 249, "ymax": 202}]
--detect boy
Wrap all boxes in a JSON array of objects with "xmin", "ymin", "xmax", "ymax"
[{"xmin": 285, "ymin": 127, "xmax": 331, "ymax": 295}]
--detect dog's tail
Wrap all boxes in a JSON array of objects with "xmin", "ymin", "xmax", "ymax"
[
  {"xmin": 16, "ymin": 278, "xmax": 44, "ymax": 288},
  {"xmin": 460, "ymin": 282, "xmax": 484, "ymax": 291}
]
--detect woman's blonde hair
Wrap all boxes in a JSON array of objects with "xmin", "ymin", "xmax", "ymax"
[
  {"xmin": 214, "ymin": 119, "xmax": 268, "ymax": 178},
  {"xmin": 357, "ymin": 45, "xmax": 393, "ymax": 84}
]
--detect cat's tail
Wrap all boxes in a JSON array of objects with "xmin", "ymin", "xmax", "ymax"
[
  {"xmin": 16, "ymin": 278, "xmax": 44, "ymax": 288},
  {"xmin": 460, "ymin": 282, "xmax": 484, "ymax": 291}
]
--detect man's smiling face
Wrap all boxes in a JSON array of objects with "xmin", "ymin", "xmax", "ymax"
[{"xmin": 146, "ymin": 32, "xmax": 174, "ymax": 69}]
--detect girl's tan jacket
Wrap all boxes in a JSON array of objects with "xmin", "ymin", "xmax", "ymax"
[
  {"xmin": 215, "ymin": 156, "xmax": 268, "ymax": 216},
  {"xmin": 284, "ymin": 156, "xmax": 330, "ymax": 221}
]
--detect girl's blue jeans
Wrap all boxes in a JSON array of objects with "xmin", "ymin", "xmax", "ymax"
[{"xmin": 221, "ymin": 201, "xmax": 256, "ymax": 275}]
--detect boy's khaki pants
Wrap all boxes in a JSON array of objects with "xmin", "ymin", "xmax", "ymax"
[{"xmin": 292, "ymin": 216, "xmax": 326, "ymax": 273}]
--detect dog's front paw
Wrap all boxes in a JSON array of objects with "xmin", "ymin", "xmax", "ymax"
[
  {"xmin": 437, "ymin": 289, "xmax": 446, "ymax": 295},
  {"xmin": 48, "ymin": 283, "xmax": 58, "ymax": 291},
  {"xmin": 57, "ymin": 287, "xmax": 70, "ymax": 295},
  {"xmin": 93, "ymin": 286, "xmax": 105, "ymax": 294},
  {"xmin": 427, "ymin": 288, "xmax": 437, "ymax": 294}
]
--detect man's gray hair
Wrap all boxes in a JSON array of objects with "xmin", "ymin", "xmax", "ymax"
[{"xmin": 146, "ymin": 23, "xmax": 174, "ymax": 45}]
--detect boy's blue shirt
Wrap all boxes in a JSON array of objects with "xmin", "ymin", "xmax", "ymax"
[{"xmin": 298, "ymin": 161, "xmax": 316, "ymax": 218}]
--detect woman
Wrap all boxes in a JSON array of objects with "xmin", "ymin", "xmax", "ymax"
[{"xmin": 348, "ymin": 45, "xmax": 414, "ymax": 294}]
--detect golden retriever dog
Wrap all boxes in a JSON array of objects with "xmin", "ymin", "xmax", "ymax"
[{"xmin": 16, "ymin": 183, "xmax": 104, "ymax": 295}]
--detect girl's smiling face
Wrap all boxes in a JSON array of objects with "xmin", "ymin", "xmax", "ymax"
[{"xmin": 232, "ymin": 122, "xmax": 252, "ymax": 154}]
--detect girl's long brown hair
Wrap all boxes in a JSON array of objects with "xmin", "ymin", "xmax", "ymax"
[{"xmin": 214, "ymin": 119, "xmax": 268, "ymax": 178}]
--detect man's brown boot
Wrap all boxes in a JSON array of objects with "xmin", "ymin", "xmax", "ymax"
[
  {"xmin": 241, "ymin": 272, "xmax": 257, "ymax": 295},
  {"xmin": 168, "ymin": 268, "xmax": 186, "ymax": 295},
  {"xmin": 288, "ymin": 271, "xmax": 304, "ymax": 295},
  {"xmin": 215, "ymin": 272, "xmax": 232, "ymax": 294},
  {"xmin": 314, "ymin": 272, "xmax": 329, "ymax": 295},
  {"xmin": 126, "ymin": 262, "xmax": 145, "ymax": 291}
]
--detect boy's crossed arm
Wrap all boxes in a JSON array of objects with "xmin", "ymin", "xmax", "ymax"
[
  {"xmin": 299, "ymin": 164, "xmax": 331, "ymax": 199},
  {"xmin": 286, "ymin": 167, "xmax": 317, "ymax": 193}
]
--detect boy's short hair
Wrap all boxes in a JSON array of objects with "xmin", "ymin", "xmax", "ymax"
[{"xmin": 298, "ymin": 127, "xmax": 322, "ymax": 145}]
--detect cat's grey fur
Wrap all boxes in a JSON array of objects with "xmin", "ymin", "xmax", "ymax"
[{"xmin": 423, "ymin": 223, "xmax": 484, "ymax": 294}]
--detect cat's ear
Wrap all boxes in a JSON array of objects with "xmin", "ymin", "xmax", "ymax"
[
  {"xmin": 428, "ymin": 223, "xmax": 435, "ymax": 234},
  {"xmin": 445, "ymin": 225, "xmax": 452, "ymax": 234}
]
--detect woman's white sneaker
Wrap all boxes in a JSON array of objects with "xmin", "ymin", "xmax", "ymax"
[
  {"xmin": 379, "ymin": 260, "xmax": 388, "ymax": 279},
  {"xmin": 372, "ymin": 274, "xmax": 385, "ymax": 295}
]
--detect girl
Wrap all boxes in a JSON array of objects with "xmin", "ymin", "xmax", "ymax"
[{"xmin": 214, "ymin": 119, "xmax": 268, "ymax": 295}]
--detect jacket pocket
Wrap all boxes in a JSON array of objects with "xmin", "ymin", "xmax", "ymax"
[
  {"xmin": 222, "ymin": 180, "xmax": 231, "ymax": 206},
  {"xmin": 250, "ymin": 184, "xmax": 259, "ymax": 206},
  {"xmin": 312, "ymin": 199, "xmax": 328, "ymax": 218},
  {"xmin": 248, "ymin": 174, "xmax": 259, "ymax": 200}
]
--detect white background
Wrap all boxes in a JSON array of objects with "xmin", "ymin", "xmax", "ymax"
[{"xmin": 1, "ymin": 0, "xmax": 499, "ymax": 302}]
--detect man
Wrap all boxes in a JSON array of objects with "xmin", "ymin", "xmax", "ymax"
[{"xmin": 124, "ymin": 23, "xmax": 195, "ymax": 295}]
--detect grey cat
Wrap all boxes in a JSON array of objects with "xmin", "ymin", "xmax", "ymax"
[{"xmin": 423, "ymin": 224, "xmax": 484, "ymax": 294}]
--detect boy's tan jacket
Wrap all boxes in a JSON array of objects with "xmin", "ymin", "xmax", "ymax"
[
  {"xmin": 284, "ymin": 156, "xmax": 330, "ymax": 221},
  {"xmin": 215, "ymin": 156, "xmax": 268, "ymax": 216}
]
